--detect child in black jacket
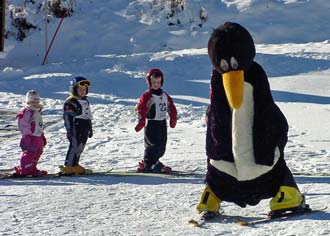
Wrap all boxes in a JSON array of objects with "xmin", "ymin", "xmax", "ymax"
[{"xmin": 61, "ymin": 76, "xmax": 93, "ymax": 175}]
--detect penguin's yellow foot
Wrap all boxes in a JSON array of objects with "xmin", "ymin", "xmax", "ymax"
[
  {"xmin": 196, "ymin": 185, "xmax": 222, "ymax": 213},
  {"xmin": 269, "ymin": 186, "xmax": 307, "ymax": 215}
]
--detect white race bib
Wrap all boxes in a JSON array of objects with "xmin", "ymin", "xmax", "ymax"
[
  {"xmin": 32, "ymin": 110, "xmax": 44, "ymax": 136},
  {"xmin": 75, "ymin": 100, "xmax": 93, "ymax": 120},
  {"xmin": 151, "ymin": 94, "xmax": 168, "ymax": 120}
]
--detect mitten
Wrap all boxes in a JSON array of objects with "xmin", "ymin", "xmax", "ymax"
[
  {"xmin": 88, "ymin": 129, "xmax": 93, "ymax": 138},
  {"xmin": 42, "ymin": 134, "xmax": 47, "ymax": 146},
  {"xmin": 66, "ymin": 131, "xmax": 72, "ymax": 141},
  {"xmin": 205, "ymin": 115, "xmax": 208, "ymax": 124},
  {"xmin": 88, "ymin": 120, "xmax": 93, "ymax": 138},
  {"xmin": 205, "ymin": 105, "xmax": 210, "ymax": 124},
  {"xmin": 135, "ymin": 119, "xmax": 146, "ymax": 132},
  {"xmin": 170, "ymin": 117, "xmax": 177, "ymax": 128}
]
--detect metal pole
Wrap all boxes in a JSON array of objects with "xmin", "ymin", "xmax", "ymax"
[
  {"xmin": 44, "ymin": 15, "xmax": 48, "ymax": 64},
  {"xmin": 0, "ymin": 0, "xmax": 5, "ymax": 51},
  {"xmin": 42, "ymin": 13, "xmax": 66, "ymax": 65}
]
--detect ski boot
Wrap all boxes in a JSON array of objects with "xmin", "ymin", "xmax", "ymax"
[
  {"xmin": 60, "ymin": 166, "xmax": 75, "ymax": 175},
  {"xmin": 60, "ymin": 166, "xmax": 84, "ymax": 175},
  {"xmin": 14, "ymin": 166, "xmax": 22, "ymax": 176},
  {"xmin": 14, "ymin": 166, "xmax": 47, "ymax": 177},
  {"xmin": 189, "ymin": 185, "xmax": 222, "ymax": 226},
  {"xmin": 13, "ymin": 166, "xmax": 26, "ymax": 177},
  {"xmin": 137, "ymin": 161, "xmax": 147, "ymax": 173},
  {"xmin": 78, "ymin": 165, "xmax": 93, "ymax": 175},
  {"xmin": 60, "ymin": 165, "xmax": 93, "ymax": 175},
  {"xmin": 196, "ymin": 185, "xmax": 222, "ymax": 215},
  {"xmin": 269, "ymin": 186, "xmax": 310, "ymax": 218},
  {"xmin": 33, "ymin": 169, "xmax": 48, "ymax": 177},
  {"xmin": 137, "ymin": 160, "xmax": 171, "ymax": 173},
  {"xmin": 152, "ymin": 161, "xmax": 172, "ymax": 173}
]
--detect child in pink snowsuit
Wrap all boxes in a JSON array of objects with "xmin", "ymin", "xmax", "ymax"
[{"xmin": 15, "ymin": 90, "xmax": 47, "ymax": 176}]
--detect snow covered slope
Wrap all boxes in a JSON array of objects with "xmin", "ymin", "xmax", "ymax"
[{"xmin": 0, "ymin": 0, "xmax": 329, "ymax": 235}]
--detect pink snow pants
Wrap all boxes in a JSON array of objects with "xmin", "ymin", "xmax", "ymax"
[{"xmin": 19, "ymin": 135, "xmax": 45, "ymax": 175}]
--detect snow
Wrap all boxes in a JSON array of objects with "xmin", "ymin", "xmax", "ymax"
[{"xmin": 0, "ymin": 0, "xmax": 330, "ymax": 235}]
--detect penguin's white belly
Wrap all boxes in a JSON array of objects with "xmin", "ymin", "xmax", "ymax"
[{"xmin": 210, "ymin": 82, "xmax": 280, "ymax": 181}]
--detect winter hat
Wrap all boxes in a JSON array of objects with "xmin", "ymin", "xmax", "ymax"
[
  {"xmin": 70, "ymin": 76, "xmax": 91, "ymax": 96},
  {"xmin": 25, "ymin": 90, "xmax": 40, "ymax": 104},
  {"xmin": 145, "ymin": 69, "xmax": 164, "ymax": 87}
]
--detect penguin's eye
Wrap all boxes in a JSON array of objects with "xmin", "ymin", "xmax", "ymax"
[
  {"xmin": 220, "ymin": 59, "xmax": 229, "ymax": 72},
  {"xmin": 230, "ymin": 57, "xmax": 239, "ymax": 69}
]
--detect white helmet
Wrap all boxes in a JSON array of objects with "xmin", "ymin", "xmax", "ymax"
[{"xmin": 26, "ymin": 90, "xmax": 40, "ymax": 104}]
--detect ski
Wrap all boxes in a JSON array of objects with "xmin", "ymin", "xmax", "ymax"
[
  {"xmin": 293, "ymin": 172, "xmax": 330, "ymax": 177},
  {"xmin": 0, "ymin": 167, "xmax": 202, "ymax": 180},
  {"xmin": 236, "ymin": 206, "xmax": 328, "ymax": 226},
  {"xmin": 189, "ymin": 211, "xmax": 220, "ymax": 227},
  {"xmin": 188, "ymin": 206, "xmax": 327, "ymax": 227},
  {"xmin": 0, "ymin": 168, "xmax": 15, "ymax": 173},
  {"xmin": 0, "ymin": 172, "xmax": 56, "ymax": 180},
  {"xmin": 109, "ymin": 167, "xmax": 202, "ymax": 178},
  {"xmin": 0, "ymin": 169, "xmax": 112, "ymax": 180}
]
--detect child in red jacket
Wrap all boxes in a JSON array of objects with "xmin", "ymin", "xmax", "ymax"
[{"xmin": 135, "ymin": 69, "xmax": 177, "ymax": 173}]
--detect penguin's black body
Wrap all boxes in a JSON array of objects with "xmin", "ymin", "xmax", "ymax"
[{"xmin": 205, "ymin": 22, "xmax": 292, "ymax": 207}]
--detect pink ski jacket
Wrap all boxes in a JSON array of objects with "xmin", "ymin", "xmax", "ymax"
[{"xmin": 16, "ymin": 105, "xmax": 44, "ymax": 137}]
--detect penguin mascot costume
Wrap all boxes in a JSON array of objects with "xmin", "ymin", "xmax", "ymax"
[{"xmin": 196, "ymin": 22, "xmax": 308, "ymax": 217}]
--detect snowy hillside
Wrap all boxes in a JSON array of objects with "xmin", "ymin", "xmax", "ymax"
[{"xmin": 0, "ymin": 0, "xmax": 330, "ymax": 235}]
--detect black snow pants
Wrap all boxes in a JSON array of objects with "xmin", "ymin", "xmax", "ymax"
[
  {"xmin": 144, "ymin": 119, "xmax": 167, "ymax": 167},
  {"xmin": 65, "ymin": 119, "xmax": 89, "ymax": 166}
]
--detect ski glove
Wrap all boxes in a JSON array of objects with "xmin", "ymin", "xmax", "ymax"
[
  {"xmin": 135, "ymin": 119, "xmax": 146, "ymax": 132},
  {"xmin": 88, "ymin": 120, "xmax": 93, "ymax": 138},
  {"xmin": 66, "ymin": 131, "xmax": 72, "ymax": 141},
  {"xmin": 88, "ymin": 129, "xmax": 93, "ymax": 138},
  {"xmin": 170, "ymin": 117, "xmax": 177, "ymax": 128},
  {"xmin": 205, "ymin": 105, "xmax": 210, "ymax": 124},
  {"xmin": 42, "ymin": 134, "xmax": 47, "ymax": 146}
]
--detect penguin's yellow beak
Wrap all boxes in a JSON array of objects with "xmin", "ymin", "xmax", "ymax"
[{"xmin": 222, "ymin": 70, "xmax": 244, "ymax": 109}]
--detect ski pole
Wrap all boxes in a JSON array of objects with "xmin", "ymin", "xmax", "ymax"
[{"xmin": 42, "ymin": 11, "xmax": 67, "ymax": 65}]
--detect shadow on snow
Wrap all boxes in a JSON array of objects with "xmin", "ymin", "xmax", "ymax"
[{"xmin": 0, "ymin": 174, "xmax": 205, "ymax": 187}]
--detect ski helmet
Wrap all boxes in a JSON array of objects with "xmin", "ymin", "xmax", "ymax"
[
  {"xmin": 145, "ymin": 69, "xmax": 164, "ymax": 87},
  {"xmin": 70, "ymin": 76, "xmax": 91, "ymax": 96},
  {"xmin": 25, "ymin": 90, "xmax": 40, "ymax": 104}
]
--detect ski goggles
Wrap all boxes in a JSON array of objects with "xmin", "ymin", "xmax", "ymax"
[{"xmin": 77, "ymin": 80, "xmax": 91, "ymax": 87}]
